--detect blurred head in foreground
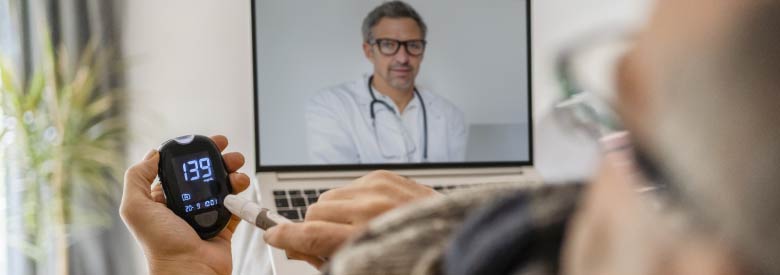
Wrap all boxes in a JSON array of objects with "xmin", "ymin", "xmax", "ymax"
[{"xmin": 564, "ymin": 1, "xmax": 780, "ymax": 274}]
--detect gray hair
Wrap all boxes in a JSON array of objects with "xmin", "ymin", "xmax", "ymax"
[
  {"xmin": 655, "ymin": 2, "xmax": 780, "ymax": 274},
  {"xmin": 362, "ymin": 1, "xmax": 427, "ymax": 42}
]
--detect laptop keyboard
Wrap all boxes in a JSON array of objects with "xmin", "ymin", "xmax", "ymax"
[
  {"xmin": 272, "ymin": 189, "xmax": 329, "ymax": 221},
  {"xmin": 272, "ymin": 184, "xmax": 488, "ymax": 222}
]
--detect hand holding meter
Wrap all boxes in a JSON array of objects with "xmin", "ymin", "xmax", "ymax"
[{"xmin": 158, "ymin": 135, "xmax": 233, "ymax": 239}]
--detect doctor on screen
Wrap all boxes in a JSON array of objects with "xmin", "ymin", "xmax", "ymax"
[{"xmin": 306, "ymin": 1, "xmax": 466, "ymax": 164}]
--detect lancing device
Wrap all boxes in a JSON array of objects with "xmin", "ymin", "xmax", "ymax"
[{"xmin": 223, "ymin": 194, "xmax": 292, "ymax": 230}]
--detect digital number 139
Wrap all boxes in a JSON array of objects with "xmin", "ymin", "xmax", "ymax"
[{"xmin": 183, "ymin": 157, "xmax": 213, "ymax": 181}]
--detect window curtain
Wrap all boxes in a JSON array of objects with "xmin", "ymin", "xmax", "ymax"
[{"xmin": 1, "ymin": 0, "xmax": 135, "ymax": 274}]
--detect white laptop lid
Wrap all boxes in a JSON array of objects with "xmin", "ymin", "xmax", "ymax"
[{"xmin": 251, "ymin": 0, "xmax": 533, "ymax": 173}]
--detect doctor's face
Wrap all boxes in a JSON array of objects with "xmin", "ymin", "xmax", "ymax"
[{"xmin": 363, "ymin": 18, "xmax": 425, "ymax": 91}]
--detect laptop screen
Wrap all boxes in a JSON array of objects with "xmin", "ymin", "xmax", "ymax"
[{"xmin": 253, "ymin": 0, "xmax": 532, "ymax": 171}]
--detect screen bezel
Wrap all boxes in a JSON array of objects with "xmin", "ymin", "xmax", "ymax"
[{"xmin": 252, "ymin": 0, "xmax": 534, "ymax": 172}]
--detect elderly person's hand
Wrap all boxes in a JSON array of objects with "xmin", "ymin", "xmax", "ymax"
[
  {"xmin": 120, "ymin": 135, "xmax": 250, "ymax": 275},
  {"xmin": 263, "ymin": 170, "xmax": 441, "ymax": 268}
]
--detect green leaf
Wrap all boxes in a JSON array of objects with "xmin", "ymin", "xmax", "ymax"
[
  {"xmin": 25, "ymin": 72, "xmax": 46, "ymax": 110},
  {"xmin": 85, "ymin": 94, "xmax": 113, "ymax": 121}
]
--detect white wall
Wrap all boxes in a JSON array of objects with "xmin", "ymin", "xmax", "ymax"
[
  {"xmin": 122, "ymin": 0, "xmax": 651, "ymax": 274},
  {"xmin": 256, "ymin": 0, "xmax": 529, "ymax": 165}
]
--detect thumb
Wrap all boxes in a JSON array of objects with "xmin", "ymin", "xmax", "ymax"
[
  {"xmin": 123, "ymin": 149, "xmax": 160, "ymax": 201},
  {"xmin": 142, "ymin": 148, "xmax": 157, "ymax": 160}
]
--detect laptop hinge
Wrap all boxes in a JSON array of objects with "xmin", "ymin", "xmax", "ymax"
[{"xmin": 272, "ymin": 166, "xmax": 527, "ymax": 180}]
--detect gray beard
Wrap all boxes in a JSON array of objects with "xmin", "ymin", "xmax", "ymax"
[{"xmin": 388, "ymin": 77, "xmax": 413, "ymax": 90}]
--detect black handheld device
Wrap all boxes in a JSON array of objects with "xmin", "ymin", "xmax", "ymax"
[{"xmin": 158, "ymin": 135, "xmax": 232, "ymax": 239}]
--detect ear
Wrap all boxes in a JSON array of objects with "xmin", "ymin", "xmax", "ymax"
[{"xmin": 363, "ymin": 42, "xmax": 374, "ymax": 61}]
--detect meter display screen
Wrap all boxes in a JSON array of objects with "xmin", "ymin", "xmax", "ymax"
[{"xmin": 172, "ymin": 151, "xmax": 220, "ymax": 213}]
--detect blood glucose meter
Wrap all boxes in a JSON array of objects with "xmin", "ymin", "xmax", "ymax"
[{"xmin": 158, "ymin": 135, "xmax": 232, "ymax": 239}]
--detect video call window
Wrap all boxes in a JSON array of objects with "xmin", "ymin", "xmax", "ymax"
[{"xmin": 255, "ymin": 0, "xmax": 530, "ymax": 167}]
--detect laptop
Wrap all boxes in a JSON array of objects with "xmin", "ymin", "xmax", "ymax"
[{"xmin": 250, "ymin": 1, "xmax": 537, "ymax": 274}]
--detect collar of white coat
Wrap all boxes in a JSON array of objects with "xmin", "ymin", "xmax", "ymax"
[{"xmin": 358, "ymin": 73, "xmax": 437, "ymax": 112}]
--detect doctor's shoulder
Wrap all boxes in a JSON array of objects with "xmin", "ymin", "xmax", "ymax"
[{"xmin": 306, "ymin": 80, "xmax": 363, "ymax": 114}]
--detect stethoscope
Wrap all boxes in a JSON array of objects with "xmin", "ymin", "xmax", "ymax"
[{"xmin": 367, "ymin": 75, "xmax": 428, "ymax": 160}]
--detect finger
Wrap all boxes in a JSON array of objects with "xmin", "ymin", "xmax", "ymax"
[
  {"xmin": 223, "ymin": 152, "xmax": 245, "ymax": 173},
  {"xmin": 150, "ymin": 181, "xmax": 166, "ymax": 204},
  {"xmin": 225, "ymin": 211, "xmax": 243, "ymax": 234},
  {"xmin": 357, "ymin": 170, "xmax": 430, "ymax": 198},
  {"xmin": 122, "ymin": 150, "xmax": 160, "ymax": 202},
  {"xmin": 317, "ymin": 170, "xmax": 415, "ymax": 202},
  {"xmin": 305, "ymin": 199, "xmax": 394, "ymax": 225},
  {"xmin": 317, "ymin": 186, "xmax": 358, "ymax": 201},
  {"xmin": 286, "ymin": 250, "xmax": 325, "ymax": 269},
  {"xmin": 229, "ymin": 172, "xmax": 251, "ymax": 194},
  {"xmin": 305, "ymin": 201, "xmax": 354, "ymax": 224},
  {"xmin": 356, "ymin": 170, "xmax": 415, "ymax": 188},
  {"xmin": 361, "ymin": 174, "xmax": 436, "ymax": 202},
  {"xmin": 120, "ymin": 150, "xmax": 160, "ymax": 222},
  {"xmin": 264, "ymin": 221, "xmax": 357, "ymax": 257},
  {"xmin": 319, "ymin": 183, "xmax": 410, "ymax": 203},
  {"xmin": 210, "ymin": 135, "xmax": 228, "ymax": 152}
]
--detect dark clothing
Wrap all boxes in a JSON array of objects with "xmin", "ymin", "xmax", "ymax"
[
  {"xmin": 445, "ymin": 185, "xmax": 580, "ymax": 275},
  {"xmin": 323, "ymin": 184, "xmax": 582, "ymax": 275}
]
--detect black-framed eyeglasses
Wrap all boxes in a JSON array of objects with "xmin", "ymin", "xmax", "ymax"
[
  {"xmin": 370, "ymin": 38, "xmax": 427, "ymax": 56},
  {"xmin": 553, "ymin": 29, "xmax": 727, "ymax": 240},
  {"xmin": 555, "ymin": 31, "xmax": 717, "ymax": 228},
  {"xmin": 554, "ymin": 32, "xmax": 671, "ymax": 189},
  {"xmin": 554, "ymin": 31, "xmax": 636, "ymax": 139}
]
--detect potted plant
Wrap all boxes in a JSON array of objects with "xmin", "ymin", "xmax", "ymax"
[{"xmin": 0, "ymin": 34, "xmax": 125, "ymax": 275}]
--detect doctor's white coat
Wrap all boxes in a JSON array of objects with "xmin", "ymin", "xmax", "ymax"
[{"xmin": 305, "ymin": 75, "xmax": 467, "ymax": 164}]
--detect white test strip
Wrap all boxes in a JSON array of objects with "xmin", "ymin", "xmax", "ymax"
[{"xmin": 224, "ymin": 194, "xmax": 292, "ymax": 230}]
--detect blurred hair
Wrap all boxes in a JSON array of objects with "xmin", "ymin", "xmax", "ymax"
[
  {"xmin": 362, "ymin": 1, "xmax": 427, "ymax": 42},
  {"xmin": 655, "ymin": 2, "xmax": 780, "ymax": 274}
]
